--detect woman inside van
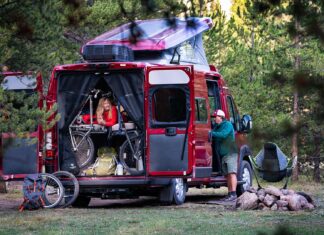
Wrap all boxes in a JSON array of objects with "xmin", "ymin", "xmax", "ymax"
[{"xmin": 96, "ymin": 97, "xmax": 117, "ymax": 127}]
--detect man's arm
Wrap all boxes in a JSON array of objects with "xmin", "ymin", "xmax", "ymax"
[{"xmin": 212, "ymin": 122, "xmax": 232, "ymax": 139}]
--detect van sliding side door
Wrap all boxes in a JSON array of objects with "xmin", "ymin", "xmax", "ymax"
[{"xmin": 145, "ymin": 66, "xmax": 194, "ymax": 177}]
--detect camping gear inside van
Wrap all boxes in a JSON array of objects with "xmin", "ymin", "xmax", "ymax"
[{"xmin": 58, "ymin": 69, "xmax": 145, "ymax": 176}]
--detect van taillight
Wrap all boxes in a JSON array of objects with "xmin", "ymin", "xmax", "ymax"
[{"xmin": 46, "ymin": 150, "xmax": 54, "ymax": 158}]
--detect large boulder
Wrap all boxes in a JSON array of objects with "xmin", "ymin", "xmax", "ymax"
[
  {"xmin": 287, "ymin": 194, "xmax": 308, "ymax": 211},
  {"xmin": 236, "ymin": 192, "xmax": 259, "ymax": 210}
]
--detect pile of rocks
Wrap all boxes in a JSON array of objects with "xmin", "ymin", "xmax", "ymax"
[{"xmin": 236, "ymin": 186, "xmax": 315, "ymax": 211}]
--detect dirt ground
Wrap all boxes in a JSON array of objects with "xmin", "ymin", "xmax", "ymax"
[
  {"xmin": 0, "ymin": 181, "xmax": 230, "ymax": 211},
  {"xmin": 1, "ymin": 180, "xmax": 323, "ymax": 235}
]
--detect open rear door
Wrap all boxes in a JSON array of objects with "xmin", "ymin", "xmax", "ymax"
[
  {"xmin": 146, "ymin": 66, "xmax": 194, "ymax": 176},
  {"xmin": 0, "ymin": 72, "xmax": 43, "ymax": 180}
]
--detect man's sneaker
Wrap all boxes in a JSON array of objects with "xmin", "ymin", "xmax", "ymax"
[
  {"xmin": 207, "ymin": 194, "xmax": 237, "ymax": 205},
  {"xmin": 222, "ymin": 194, "xmax": 237, "ymax": 202}
]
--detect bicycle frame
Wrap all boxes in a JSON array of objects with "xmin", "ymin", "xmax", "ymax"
[
  {"xmin": 68, "ymin": 90, "xmax": 113, "ymax": 152},
  {"xmin": 69, "ymin": 94, "xmax": 94, "ymax": 152}
]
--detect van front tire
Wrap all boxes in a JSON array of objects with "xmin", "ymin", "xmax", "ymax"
[
  {"xmin": 237, "ymin": 160, "xmax": 253, "ymax": 196},
  {"xmin": 159, "ymin": 178, "xmax": 187, "ymax": 205}
]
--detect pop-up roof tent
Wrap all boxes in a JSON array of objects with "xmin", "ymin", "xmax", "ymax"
[{"xmin": 81, "ymin": 17, "xmax": 213, "ymax": 66}]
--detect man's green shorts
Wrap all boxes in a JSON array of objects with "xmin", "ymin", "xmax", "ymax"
[{"xmin": 221, "ymin": 153, "xmax": 238, "ymax": 175}]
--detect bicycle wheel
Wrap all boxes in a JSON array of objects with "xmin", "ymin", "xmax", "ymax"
[
  {"xmin": 40, "ymin": 173, "xmax": 64, "ymax": 209},
  {"xmin": 119, "ymin": 135, "xmax": 144, "ymax": 175},
  {"xmin": 71, "ymin": 131, "xmax": 95, "ymax": 169},
  {"xmin": 53, "ymin": 171, "xmax": 80, "ymax": 208}
]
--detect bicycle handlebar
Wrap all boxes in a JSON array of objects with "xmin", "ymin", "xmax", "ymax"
[{"xmin": 90, "ymin": 89, "xmax": 112, "ymax": 98}]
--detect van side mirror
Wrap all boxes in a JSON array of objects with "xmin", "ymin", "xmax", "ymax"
[{"xmin": 241, "ymin": 115, "xmax": 252, "ymax": 133}]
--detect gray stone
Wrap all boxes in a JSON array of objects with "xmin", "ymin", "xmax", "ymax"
[
  {"xmin": 263, "ymin": 194, "xmax": 277, "ymax": 207},
  {"xmin": 276, "ymin": 200, "xmax": 289, "ymax": 207},
  {"xmin": 271, "ymin": 203, "xmax": 278, "ymax": 211},
  {"xmin": 287, "ymin": 194, "xmax": 308, "ymax": 211},
  {"xmin": 265, "ymin": 186, "xmax": 283, "ymax": 197},
  {"xmin": 280, "ymin": 195, "xmax": 290, "ymax": 201},
  {"xmin": 257, "ymin": 189, "xmax": 266, "ymax": 197},
  {"xmin": 236, "ymin": 192, "xmax": 259, "ymax": 210},
  {"xmin": 278, "ymin": 206, "xmax": 289, "ymax": 211},
  {"xmin": 258, "ymin": 202, "xmax": 266, "ymax": 210},
  {"xmin": 258, "ymin": 195, "xmax": 265, "ymax": 202},
  {"xmin": 281, "ymin": 189, "xmax": 289, "ymax": 195},
  {"xmin": 247, "ymin": 187, "xmax": 257, "ymax": 194},
  {"xmin": 303, "ymin": 203, "xmax": 315, "ymax": 210},
  {"xmin": 287, "ymin": 189, "xmax": 295, "ymax": 195}
]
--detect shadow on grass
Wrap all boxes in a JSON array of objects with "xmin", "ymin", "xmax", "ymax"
[
  {"xmin": 258, "ymin": 224, "xmax": 294, "ymax": 235},
  {"xmin": 87, "ymin": 194, "xmax": 225, "ymax": 209}
]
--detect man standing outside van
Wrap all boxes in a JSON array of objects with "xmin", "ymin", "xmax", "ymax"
[{"xmin": 211, "ymin": 109, "xmax": 238, "ymax": 202}]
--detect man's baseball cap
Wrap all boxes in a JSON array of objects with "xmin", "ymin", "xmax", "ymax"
[{"xmin": 212, "ymin": 109, "xmax": 225, "ymax": 117}]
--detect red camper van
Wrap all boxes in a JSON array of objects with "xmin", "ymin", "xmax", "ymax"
[{"xmin": 1, "ymin": 18, "xmax": 253, "ymax": 206}]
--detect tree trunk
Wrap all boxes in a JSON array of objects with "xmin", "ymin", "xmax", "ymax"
[
  {"xmin": 249, "ymin": 25, "xmax": 255, "ymax": 82},
  {"xmin": 292, "ymin": 19, "xmax": 300, "ymax": 181},
  {"xmin": 313, "ymin": 131, "xmax": 321, "ymax": 182}
]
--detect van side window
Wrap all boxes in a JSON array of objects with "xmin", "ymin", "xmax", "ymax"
[
  {"xmin": 195, "ymin": 98, "xmax": 207, "ymax": 123},
  {"xmin": 152, "ymin": 88, "xmax": 187, "ymax": 124},
  {"xmin": 206, "ymin": 80, "xmax": 221, "ymax": 115},
  {"xmin": 226, "ymin": 96, "xmax": 239, "ymax": 131}
]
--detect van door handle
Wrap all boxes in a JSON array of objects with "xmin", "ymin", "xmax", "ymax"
[{"xmin": 165, "ymin": 127, "xmax": 177, "ymax": 136}]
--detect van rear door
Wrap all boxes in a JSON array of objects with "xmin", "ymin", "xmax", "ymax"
[
  {"xmin": 0, "ymin": 72, "xmax": 43, "ymax": 180},
  {"xmin": 146, "ymin": 66, "xmax": 194, "ymax": 176}
]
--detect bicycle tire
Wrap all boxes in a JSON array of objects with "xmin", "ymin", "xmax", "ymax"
[
  {"xmin": 40, "ymin": 173, "xmax": 64, "ymax": 209},
  {"xmin": 119, "ymin": 135, "xmax": 144, "ymax": 175},
  {"xmin": 53, "ymin": 171, "xmax": 80, "ymax": 208},
  {"xmin": 71, "ymin": 131, "xmax": 95, "ymax": 170}
]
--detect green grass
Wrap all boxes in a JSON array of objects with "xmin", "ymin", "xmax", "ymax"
[{"xmin": 0, "ymin": 179, "xmax": 323, "ymax": 235}]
